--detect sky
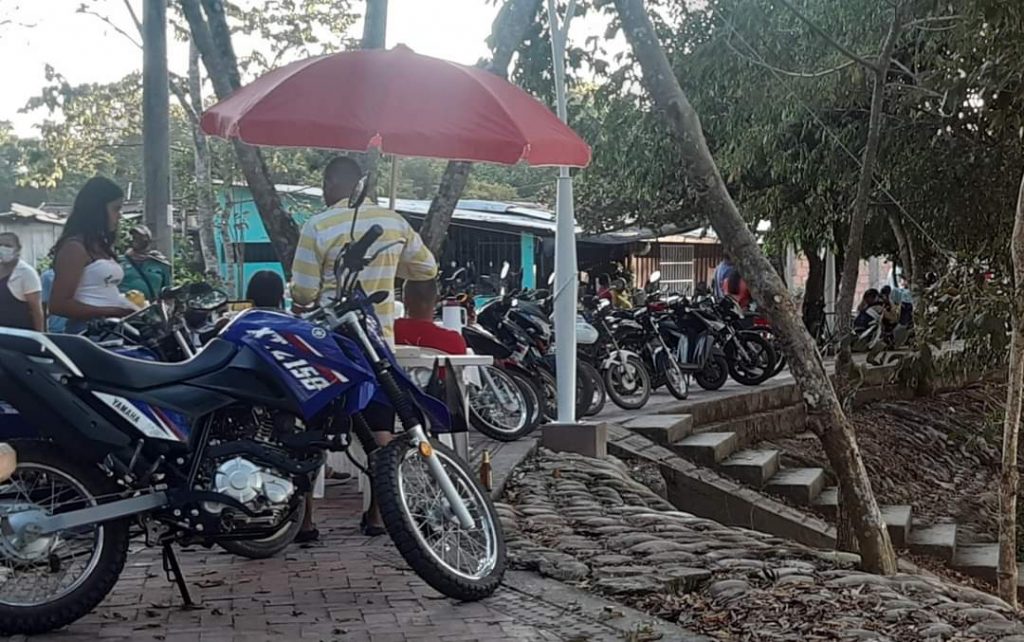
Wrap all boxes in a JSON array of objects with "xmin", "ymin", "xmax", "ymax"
[
  {"xmin": 0, "ymin": 0, "xmax": 494, "ymax": 136},
  {"xmin": 0, "ymin": 0, "xmax": 620, "ymax": 138}
]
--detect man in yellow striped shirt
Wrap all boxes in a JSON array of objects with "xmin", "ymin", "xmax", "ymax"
[
  {"xmin": 290, "ymin": 156, "xmax": 437, "ymax": 539},
  {"xmin": 291, "ymin": 157, "xmax": 438, "ymax": 342}
]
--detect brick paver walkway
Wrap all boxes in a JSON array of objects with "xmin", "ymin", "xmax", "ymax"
[
  {"xmin": 33, "ymin": 483, "xmax": 555, "ymax": 642},
  {"xmin": 27, "ymin": 439, "xmax": 690, "ymax": 642}
]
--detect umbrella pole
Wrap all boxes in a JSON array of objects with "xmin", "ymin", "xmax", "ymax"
[
  {"xmin": 547, "ymin": 0, "xmax": 578, "ymax": 424},
  {"xmin": 389, "ymin": 155, "xmax": 399, "ymax": 210}
]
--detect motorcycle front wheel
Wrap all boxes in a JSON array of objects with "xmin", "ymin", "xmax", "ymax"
[
  {"xmin": 373, "ymin": 438, "xmax": 506, "ymax": 601},
  {"xmin": 695, "ymin": 354, "xmax": 729, "ymax": 391},
  {"xmin": 0, "ymin": 440, "xmax": 130, "ymax": 636},
  {"xmin": 468, "ymin": 365, "xmax": 536, "ymax": 441},
  {"xmin": 660, "ymin": 351, "xmax": 689, "ymax": 400},
  {"xmin": 580, "ymin": 361, "xmax": 607, "ymax": 416},
  {"xmin": 728, "ymin": 332, "xmax": 777, "ymax": 386},
  {"xmin": 604, "ymin": 354, "xmax": 652, "ymax": 410}
]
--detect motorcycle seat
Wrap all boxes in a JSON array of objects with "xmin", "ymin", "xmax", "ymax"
[{"xmin": 48, "ymin": 335, "xmax": 237, "ymax": 391}]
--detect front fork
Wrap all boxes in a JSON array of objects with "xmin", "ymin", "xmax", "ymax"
[{"xmin": 340, "ymin": 312, "xmax": 475, "ymax": 529}]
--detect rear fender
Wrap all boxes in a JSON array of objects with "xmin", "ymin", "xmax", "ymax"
[{"xmin": 0, "ymin": 348, "xmax": 130, "ymax": 459}]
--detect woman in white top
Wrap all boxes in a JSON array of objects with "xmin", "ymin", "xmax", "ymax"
[
  {"xmin": 50, "ymin": 177, "xmax": 137, "ymax": 333},
  {"xmin": 0, "ymin": 232, "xmax": 44, "ymax": 331}
]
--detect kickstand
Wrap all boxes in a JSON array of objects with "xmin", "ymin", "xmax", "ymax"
[{"xmin": 162, "ymin": 543, "xmax": 198, "ymax": 608}]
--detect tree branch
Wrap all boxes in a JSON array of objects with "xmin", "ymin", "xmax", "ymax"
[
  {"xmin": 122, "ymin": 0, "xmax": 142, "ymax": 33},
  {"xmin": 724, "ymin": 36, "xmax": 857, "ymax": 79},
  {"xmin": 77, "ymin": 5, "xmax": 141, "ymax": 48},
  {"xmin": 774, "ymin": 0, "xmax": 879, "ymax": 73}
]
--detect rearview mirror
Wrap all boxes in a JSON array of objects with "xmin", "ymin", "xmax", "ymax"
[
  {"xmin": 368, "ymin": 290, "xmax": 390, "ymax": 305},
  {"xmin": 349, "ymin": 175, "xmax": 368, "ymax": 209},
  {"xmin": 648, "ymin": 270, "xmax": 661, "ymax": 285},
  {"xmin": 500, "ymin": 261, "xmax": 510, "ymax": 280}
]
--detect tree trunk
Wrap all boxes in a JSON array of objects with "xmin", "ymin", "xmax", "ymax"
[
  {"xmin": 833, "ymin": 8, "xmax": 904, "ymax": 390},
  {"xmin": 998, "ymin": 169, "xmax": 1024, "ymax": 605},
  {"xmin": 419, "ymin": 0, "xmax": 542, "ymax": 257},
  {"xmin": 187, "ymin": 40, "xmax": 219, "ymax": 278},
  {"xmin": 886, "ymin": 208, "xmax": 914, "ymax": 288},
  {"xmin": 181, "ymin": 0, "xmax": 300, "ymax": 274},
  {"xmin": 613, "ymin": 0, "xmax": 897, "ymax": 575},
  {"xmin": 801, "ymin": 238, "xmax": 825, "ymax": 331},
  {"xmin": 360, "ymin": 0, "xmax": 388, "ymax": 200}
]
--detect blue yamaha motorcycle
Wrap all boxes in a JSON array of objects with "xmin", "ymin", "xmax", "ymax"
[{"xmin": 0, "ymin": 223, "xmax": 506, "ymax": 635}]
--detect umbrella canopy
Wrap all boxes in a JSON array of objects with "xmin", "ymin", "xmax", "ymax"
[{"xmin": 200, "ymin": 45, "xmax": 591, "ymax": 167}]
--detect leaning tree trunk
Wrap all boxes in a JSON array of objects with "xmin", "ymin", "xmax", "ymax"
[
  {"xmin": 181, "ymin": 0, "xmax": 300, "ymax": 274},
  {"xmin": 886, "ymin": 208, "xmax": 914, "ymax": 288},
  {"xmin": 613, "ymin": 0, "xmax": 897, "ymax": 574},
  {"xmin": 998, "ymin": 170, "xmax": 1024, "ymax": 605},
  {"xmin": 187, "ymin": 40, "xmax": 219, "ymax": 277},
  {"xmin": 419, "ymin": 0, "xmax": 543, "ymax": 256},
  {"xmin": 833, "ymin": 8, "xmax": 904, "ymax": 394}
]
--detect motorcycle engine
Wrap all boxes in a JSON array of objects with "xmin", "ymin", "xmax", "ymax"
[
  {"xmin": 202, "ymin": 457, "xmax": 295, "ymax": 515},
  {"xmin": 200, "ymin": 407, "xmax": 304, "ymax": 527}
]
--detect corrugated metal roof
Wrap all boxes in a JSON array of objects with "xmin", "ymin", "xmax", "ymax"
[{"xmin": 0, "ymin": 203, "xmax": 66, "ymax": 225}]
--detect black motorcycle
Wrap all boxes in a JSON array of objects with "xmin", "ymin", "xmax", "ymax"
[{"xmin": 659, "ymin": 294, "xmax": 731, "ymax": 391}]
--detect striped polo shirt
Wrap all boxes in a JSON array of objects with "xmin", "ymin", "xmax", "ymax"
[{"xmin": 290, "ymin": 203, "xmax": 437, "ymax": 342}]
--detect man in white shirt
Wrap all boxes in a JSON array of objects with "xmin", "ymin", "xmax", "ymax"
[{"xmin": 0, "ymin": 232, "xmax": 43, "ymax": 331}]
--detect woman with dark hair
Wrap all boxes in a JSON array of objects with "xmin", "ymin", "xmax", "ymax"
[
  {"xmin": 246, "ymin": 270, "xmax": 286, "ymax": 308},
  {"xmin": 49, "ymin": 177, "xmax": 137, "ymax": 332}
]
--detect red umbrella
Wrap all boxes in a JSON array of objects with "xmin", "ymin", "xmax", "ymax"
[{"xmin": 200, "ymin": 45, "xmax": 591, "ymax": 167}]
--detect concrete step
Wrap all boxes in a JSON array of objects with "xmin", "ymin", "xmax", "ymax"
[
  {"xmin": 813, "ymin": 486, "xmax": 839, "ymax": 516},
  {"xmin": 718, "ymin": 449, "xmax": 780, "ymax": 488},
  {"xmin": 880, "ymin": 505, "xmax": 912, "ymax": 549},
  {"xmin": 764, "ymin": 467, "xmax": 826, "ymax": 505},
  {"xmin": 622, "ymin": 414, "xmax": 693, "ymax": 445},
  {"xmin": 662, "ymin": 382, "xmax": 802, "ymax": 427},
  {"xmin": 951, "ymin": 544, "xmax": 1024, "ymax": 585},
  {"xmin": 672, "ymin": 432, "xmax": 738, "ymax": 466},
  {"xmin": 909, "ymin": 523, "xmax": 957, "ymax": 562},
  {"xmin": 693, "ymin": 404, "xmax": 807, "ymax": 450}
]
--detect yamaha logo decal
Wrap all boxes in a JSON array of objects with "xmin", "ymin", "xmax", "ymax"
[{"xmin": 311, "ymin": 327, "xmax": 328, "ymax": 339}]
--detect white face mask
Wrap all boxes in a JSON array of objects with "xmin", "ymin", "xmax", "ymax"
[{"xmin": 0, "ymin": 247, "xmax": 17, "ymax": 263}]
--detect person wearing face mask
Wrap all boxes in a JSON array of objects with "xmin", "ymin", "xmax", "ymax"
[
  {"xmin": 119, "ymin": 224, "xmax": 171, "ymax": 302},
  {"xmin": 49, "ymin": 177, "xmax": 138, "ymax": 334},
  {"xmin": 0, "ymin": 232, "xmax": 44, "ymax": 331}
]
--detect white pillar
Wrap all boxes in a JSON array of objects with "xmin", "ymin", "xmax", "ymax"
[
  {"xmin": 547, "ymin": 0, "xmax": 577, "ymax": 423},
  {"xmin": 824, "ymin": 248, "xmax": 836, "ymax": 331}
]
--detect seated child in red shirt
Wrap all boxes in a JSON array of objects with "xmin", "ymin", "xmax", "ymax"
[{"xmin": 395, "ymin": 278, "xmax": 467, "ymax": 355}]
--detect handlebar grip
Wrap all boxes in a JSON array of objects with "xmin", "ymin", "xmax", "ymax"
[{"xmin": 346, "ymin": 224, "xmax": 384, "ymax": 267}]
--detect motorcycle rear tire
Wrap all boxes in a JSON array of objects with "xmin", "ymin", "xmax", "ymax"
[
  {"xmin": 0, "ymin": 440, "xmax": 130, "ymax": 636},
  {"xmin": 217, "ymin": 494, "xmax": 306, "ymax": 559},
  {"xmin": 694, "ymin": 354, "xmax": 729, "ymax": 391}
]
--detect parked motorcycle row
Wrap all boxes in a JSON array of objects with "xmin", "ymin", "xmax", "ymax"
[
  {"xmin": 452, "ymin": 266, "xmax": 785, "ymax": 446},
  {"xmin": 0, "ymin": 195, "xmax": 505, "ymax": 634}
]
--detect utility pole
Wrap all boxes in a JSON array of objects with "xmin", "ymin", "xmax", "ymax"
[
  {"xmin": 547, "ymin": 0, "xmax": 578, "ymax": 423},
  {"xmin": 143, "ymin": 0, "xmax": 172, "ymax": 259}
]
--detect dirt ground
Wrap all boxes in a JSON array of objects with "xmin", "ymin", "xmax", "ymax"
[{"xmin": 765, "ymin": 384, "xmax": 1007, "ymax": 545}]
